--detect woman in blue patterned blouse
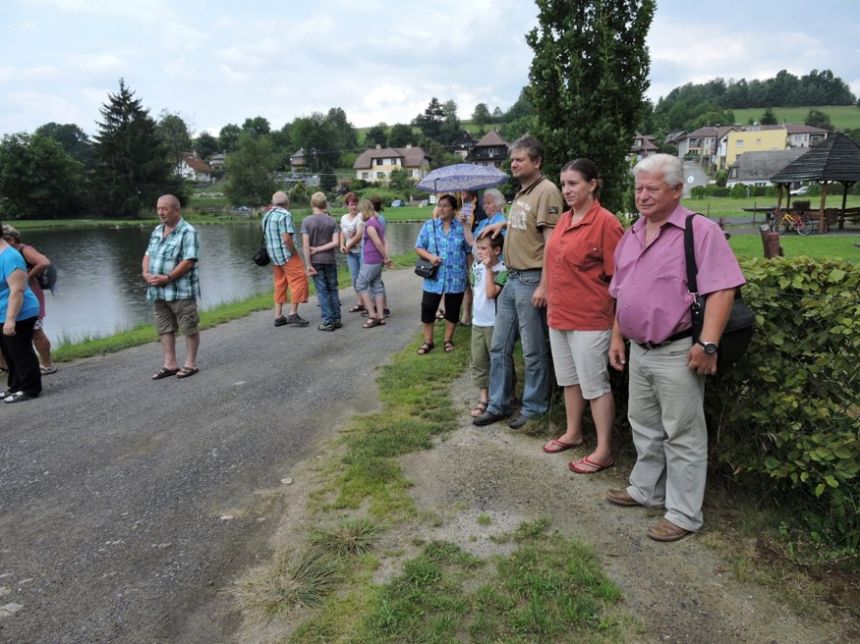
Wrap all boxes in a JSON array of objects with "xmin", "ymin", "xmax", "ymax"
[{"xmin": 415, "ymin": 194, "xmax": 471, "ymax": 354}]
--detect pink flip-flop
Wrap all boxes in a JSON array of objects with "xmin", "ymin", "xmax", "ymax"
[
  {"xmin": 569, "ymin": 455, "xmax": 615, "ymax": 474},
  {"xmin": 542, "ymin": 438, "xmax": 584, "ymax": 454}
]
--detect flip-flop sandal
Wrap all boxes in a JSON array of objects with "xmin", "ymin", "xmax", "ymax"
[
  {"xmin": 569, "ymin": 455, "xmax": 615, "ymax": 474},
  {"xmin": 470, "ymin": 401, "xmax": 488, "ymax": 417},
  {"xmin": 444, "ymin": 341, "xmax": 455, "ymax": 353},
  {"xmin": 417, "ymin": 342, "xmax": 434, "ymax": 355},
  {"xmin": 542, "ymin": 438, "xmax": 584, "ymax": 454},
  {"xmin": 176, "ymin": 367, "xmax": 199, "ymax": 379},
  {"xmin": 363, "ymin": 318, "xmax": 383, "ymax": 329},
  {"xmin": 152, "ymin": 367, "xmax": 180, "ymax": 380}
]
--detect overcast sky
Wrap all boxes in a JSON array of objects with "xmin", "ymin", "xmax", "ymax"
[{"xmin": 1, "ymin": 0, "xmax": 858, "ymax": 138}]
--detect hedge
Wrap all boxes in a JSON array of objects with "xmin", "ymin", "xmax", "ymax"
[{"xmin": 705, "ymin": 257, "xmax": 860, "ymax": 546}]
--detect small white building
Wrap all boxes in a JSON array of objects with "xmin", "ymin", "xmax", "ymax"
[
  {"xmin": 175, "ymin": 155, "xmax": 213, "ymax": 183},
  {"xmin": 352, "ymin": 145, "xmax": 430, "ymax": 183}
]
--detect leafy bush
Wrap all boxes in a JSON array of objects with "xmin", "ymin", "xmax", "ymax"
[
  {"xmin": 706, "ymin": 258, "xmax": 860, "ymax": 546},
  {"xmin": 730, "ymin": 183, "xmax": 748, "ymax": 199}
]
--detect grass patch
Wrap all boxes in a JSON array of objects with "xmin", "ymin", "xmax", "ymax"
[
  {"xmin": 332, "ymin": 535, "xmax": 628, "ymax": 643},
  {"xmin": 731, "ymin": 105, "xmax": 860, "ymax": 131},
  {"xmin": 729, "ymin": 233, "xmax": 860, "ymax": 261},
  {"xmin": 682, "ymin": 195, "xmax": 860, "ymax": 221}
]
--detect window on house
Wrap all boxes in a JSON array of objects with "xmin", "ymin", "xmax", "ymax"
[
  {"xmin": 376, "ymin": 172, "xmax": 385, "ymax": 179},
  {"xmin": 375, "ymin": 158, "xmax": 382, "ymax": 166},
  {"xmin": 362, "ymin": 172, "xmax": 369, "ymax": 180},
  {"xmin": 736, "ymin": 139, "xmax": 744, "ymax": 147}
]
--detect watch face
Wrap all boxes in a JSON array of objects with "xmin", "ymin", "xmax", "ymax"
[{"xmin": 704, "ymin": 343, "xmax": 718, "ymax": 355}]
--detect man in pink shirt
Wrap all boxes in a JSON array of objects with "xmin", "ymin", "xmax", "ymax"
[{"xmin": 606, "ymin": 154, "xmax": 745, "ymax": 542}]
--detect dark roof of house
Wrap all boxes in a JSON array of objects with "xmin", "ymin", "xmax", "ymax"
[
  {"xmin": 474, "ymin": 130, "xmax": 508, "ymax": 147},
  {"xmin": 353, "ymin": 146, "xmax": 429, "ymax": 169},
  {"xmin": 684, "ymin": 126, "xmax": 735, "ymax": 139},
  {"xmin": 729, "ymin": 148, "xmax": 806, "ymax": 181},
  {"xmin": 452, "ymin": 131, "xmax": 476, "ymax": 148},
  {"xmin": 632, "ymin": 133, "xmax": 659, "ymax": 151},
  {"xmin": 665, "ymin": 130, "xmax": 686, "ymax": 144},
  {"xmin": 770, "ymin": 133, "xmax": 860, "ymax": 183}
]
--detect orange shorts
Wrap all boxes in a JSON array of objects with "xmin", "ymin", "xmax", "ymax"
[{"xmin": 272, "ymin": 254, "xmax": 308, "ymax": 304}]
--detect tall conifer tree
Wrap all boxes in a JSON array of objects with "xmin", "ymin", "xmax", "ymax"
[
  {"xmin": 93, "ymin": 79, "xmax": 182, "ymax": 217},
  {"xmin": 526, "ymin": 0, "xmax": 654, "ymax": 213}
]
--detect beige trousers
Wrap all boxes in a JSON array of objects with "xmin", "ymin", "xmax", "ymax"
[{"xmin": 626, "ymin": 338, "xmax": 707, "ymax": 532}]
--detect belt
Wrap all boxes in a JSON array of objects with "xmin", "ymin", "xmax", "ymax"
[
  {"xmin": 635, "ymin": 328, "xmax": 692, "ymax": 350},
  {"xmin": 508, "ymin": 268, "xmax": 542, "ymax": 276}
]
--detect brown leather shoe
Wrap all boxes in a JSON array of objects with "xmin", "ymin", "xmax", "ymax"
[
  {"xmin": 646, "ymin": 518, "xmax": 691, "ymax": 542},
  {"xmin": 605, "ymin": 488, "xmax": 641, "ymax": 507}
]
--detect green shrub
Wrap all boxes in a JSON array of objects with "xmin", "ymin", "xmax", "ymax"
[
  {"xmin": 706, "ymin": 258, "xmax": 860, "ymax": 546},
  {"xmin": 730, "ymin": 183, "xmax": 748, "ymax": 199}
]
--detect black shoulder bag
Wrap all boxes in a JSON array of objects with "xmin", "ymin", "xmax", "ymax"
[
  {"xmin": 253, "ymin": 210, "xmax": 272, "ymax": 266},
  {"xmin": 685, "ymin": 213, "xmax": 755, "ymax": 372},
  {"xmin": 414, "ymin": 219, "xmax": 439, "ymax": 279}
]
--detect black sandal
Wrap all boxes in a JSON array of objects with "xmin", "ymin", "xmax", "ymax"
[
  {"xmin": 417, "ymin": 342, "xmax": 434, "ymax": 355},
  {"xmin": 349, "ymin": 304, "xmax": 365, "ymax": 313}
]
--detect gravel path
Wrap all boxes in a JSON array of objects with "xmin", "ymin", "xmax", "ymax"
[{"xmin": 0, "ymin": 269, "xmax": 422, "ymax": 643}]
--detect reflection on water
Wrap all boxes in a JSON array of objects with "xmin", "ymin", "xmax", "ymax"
[{"xmin": 23, "ymin": 221, "xmax": 423, "ymax": 344}]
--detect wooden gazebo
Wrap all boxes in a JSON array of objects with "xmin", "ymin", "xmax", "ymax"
[{"xmin": 770, "ymin": 133, "xmax": 860, "ymax": 232}]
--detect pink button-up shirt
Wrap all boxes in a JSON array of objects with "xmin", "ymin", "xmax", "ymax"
[{"xmin": 609, "ymin": 204, "xmax": 745, "ymax": 345}]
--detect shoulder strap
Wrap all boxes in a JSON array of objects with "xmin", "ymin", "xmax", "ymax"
[{"xmin": 684, "ymin": 213, "xmax": 699, "ymax": 295}]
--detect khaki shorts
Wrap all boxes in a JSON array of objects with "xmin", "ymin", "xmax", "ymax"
[
  {"xmin": 549, "ymin": 328, "xmax": 612, "ymax": 400},
  {"xmin": 154, "ymin": 298, "xmax": 199, "ymax": 336}
]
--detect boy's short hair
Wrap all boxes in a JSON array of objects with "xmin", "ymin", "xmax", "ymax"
[
  {"xmin": 477, "ymin": 232, "xmax": 504, "ymax": 252},
  {"xmin": 310, "ymin": 191, "xmax": 328, "ymax": 209}
]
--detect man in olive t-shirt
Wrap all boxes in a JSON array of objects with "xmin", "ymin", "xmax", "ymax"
[{"xmin": 474, "ymin": 135, "xmax": 563, "ymax": 428}]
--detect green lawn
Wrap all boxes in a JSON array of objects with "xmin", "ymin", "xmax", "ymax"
[
  {"xmin": 731, "ymin": 105, "xmax": 860, "ymax": 130},
  {"xmin": 683, "ymin": 195, "xmax": 860, "ymax": 221},
  {"xmin": 729, "ymin": 233, "xmax": 860, "ymax": 261}
]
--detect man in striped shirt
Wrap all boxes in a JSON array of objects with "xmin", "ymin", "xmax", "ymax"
[
  {"xmin": 264, "ymin": 191, "xmax": 309, "ymax": 327},
  {"xmin": 142, "ymin": 194, "xmax": 201, "ymax": 380}
]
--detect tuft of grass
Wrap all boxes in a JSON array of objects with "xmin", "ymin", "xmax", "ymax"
[
  {"xmin": 310, "ymin": 518, "xmax": 380, "ymax": 558},
  {"xmin": 234, "ymin": 550, "xmax": 338, "ymax": 620},
  {"xmin": 476, "ymin": 514, "xmax": 492, "ymax": 526},
  {"xmin": 491, "ymin": 517, "xmax": 553, "ymax": 544}
]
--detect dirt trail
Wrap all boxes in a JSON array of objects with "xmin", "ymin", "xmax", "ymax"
[
  {"xmin": 237, "ymin": 372, "xmax": 852, "ymax": 643},
  {"xmin": 396, "ymin": 373, "xmax": 850, "ymax": 643}
]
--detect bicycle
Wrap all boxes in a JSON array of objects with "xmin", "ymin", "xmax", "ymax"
[{"xmin": 768, "ymin": 210, "xmax": 815, "ymax": 236}]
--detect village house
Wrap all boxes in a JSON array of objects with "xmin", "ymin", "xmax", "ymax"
[
  {"xmin": 352, "ymin": 145, "xmax": 430, "ymax": 183},
  {"xmin": 175, "ymin": 154, "xmax": 213, "ymax": 183},
  {"xmin": 467, "ymin": 130, "xmax": 509, "ymax": 168},
  {"xmin": 451, "ymin": 131, "xmax": 476, "ymax": 160},
  {"xmin": 726, "ymin": 148, "xmax": 806, "ymax": 187},
  {"xmin": 630, "ymin": 133, "xmax": 659, "ymax": 162}
]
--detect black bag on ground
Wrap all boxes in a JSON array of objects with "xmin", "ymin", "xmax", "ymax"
[{"xmin": 685, "ymin": 213, "xmax": 755, "ymax": 371}]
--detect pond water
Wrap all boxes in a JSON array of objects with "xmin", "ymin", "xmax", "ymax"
[{"xmin": 21, "ymin": 220, "xmax": 424, "ymax": 344}]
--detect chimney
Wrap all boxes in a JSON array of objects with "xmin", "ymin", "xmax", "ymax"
[{"xmin": 376, "ymin": 144, "xmax": 381, "ymax": 149}]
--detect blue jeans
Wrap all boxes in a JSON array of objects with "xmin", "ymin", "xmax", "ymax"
[
  {"xmin": 346, "ymin": 252, "xmax": 361, "ymax": 292},
  {"xmin": 312, "ymin": 263, "xmax": 341, "ymax": 324},
  {"xmin": 487, "ymin": 270, "xmax": 550, "ymax": 418}
]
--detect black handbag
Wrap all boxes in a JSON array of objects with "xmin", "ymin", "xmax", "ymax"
[
  {"xmin": 685, "ymin": 214, "xmax": 754, "ymax": 371},
  {"xmin": 253, "ymin": 212, "xmax": 272, "ymax": 266},
  {"xmin": 415, "ymin": 219, "xmax": 439, "ymax": 279}
]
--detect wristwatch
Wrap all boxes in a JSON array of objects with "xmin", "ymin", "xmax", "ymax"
[{"xmin": 697, "ymin": 340, "xmax": 718, "ymax": 355}]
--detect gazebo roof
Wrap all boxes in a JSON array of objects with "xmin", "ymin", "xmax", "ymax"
[{"xmin": 770, "ymin": 133, "xmax": 860, "ymax": 184}]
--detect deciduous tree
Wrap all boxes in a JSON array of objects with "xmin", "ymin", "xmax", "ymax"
[
  {"xmin": 92, "ymin": 79, "xmax": 183, "ymax": 217},
  {"xmin": 34, "ymin": 122, "xmax": 92, "ymax": 167},
  {"xmin": 219, "ymin": 123, "xmax": 241, "ymax": 153},
  {"xmin": 0, "ymin": 134, "xmax": 85, "ymax": 218},
  {"xmin": 156, "ymin": 110, "xmax": 192, "ymax": 167},
  {"xmin": 193, "ymin": 132, "xmax": 220, "ymax": 160},
  {"xmin": 224, "ymin": 133, "xmax": 275, "ymax": 206},
  {"xmin": 366, "ymin": 123, "xmax": 388, "ymax": 148},
  {"xmin": 388, "ymin": 123, "xmax": 414, "ymax": 148},
  {"xmin": 472, "ymin": 103, "xmax": 491, "ymax": 127},
  {"xmin": 526, "ymin": 0, "xmax": 655, "ymax": 213},
  {"xmin": 805, "ymin": 108, "xmax": 833, "ymax": 131}
]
